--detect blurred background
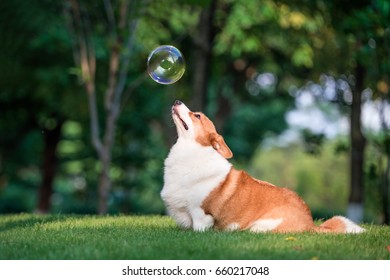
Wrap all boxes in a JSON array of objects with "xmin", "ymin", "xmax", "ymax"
[{"xmin": 0, "ymin": 0, "xmax": 389, "ymax": 224}]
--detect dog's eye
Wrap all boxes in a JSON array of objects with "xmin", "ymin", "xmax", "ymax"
[{"xmin": 194, "ymin": 114, "xmax": 201, "ymax": 119}]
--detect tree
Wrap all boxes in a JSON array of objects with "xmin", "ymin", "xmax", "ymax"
[
  {"xmin": 1, "ymin": 0, "xmax": 387, "ymax": 218},
  {"xmin": 66, "ymin": 0, "xmax": 144, "ymax": 214},
  {"xmin": 0, "ymin": 0, "xmax": 76, "ymax": 213},
  {"xmin": 207, "ymin": 0, "xmax": 325, "ymax": 157},
  {"xmin": 321, "ymin": 0, "xmax": 390, "ymax": 222},
  {"xmin": 190, "ymin": 0, "xmax": 217, "ymax": 112},
  {"xmin": 271, "ymin": 0, "xmax": 390, "ymax": 222}
]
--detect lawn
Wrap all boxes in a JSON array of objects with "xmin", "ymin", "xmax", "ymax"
[{"xmin": 0, "ymin": 214, "xmax": 389, "ymax": 260}]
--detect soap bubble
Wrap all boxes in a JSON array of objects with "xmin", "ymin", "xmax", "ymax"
[{"xmin": 147, "ymin": 45, "xmax": 186, "ymax": 85}]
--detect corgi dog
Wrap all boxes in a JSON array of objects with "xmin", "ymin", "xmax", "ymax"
[{"xmin": 161, "ymin": 100, "xmax": 365, "ymax": 233}]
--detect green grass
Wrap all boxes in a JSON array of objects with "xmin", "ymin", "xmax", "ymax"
[{"xmin": 0, "ymin": 214, "xmax": 389, "ymax": 260}]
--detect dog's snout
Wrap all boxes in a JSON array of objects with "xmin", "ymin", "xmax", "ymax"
[{"xmin": 174, "ymin": 100, "xmax": 182, "ymax": 106}]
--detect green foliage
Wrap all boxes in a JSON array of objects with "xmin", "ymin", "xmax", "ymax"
[
  {"xmin": 0, "ymin": 214, "xmax": 389, "ymax": 260},
  {"xmin": 225, "ymin": 99, "xmax": 289, "ymax": 160},
  {"xmin": 301, "ymin": 129, "xmax": 326, "ymax": 155},
  {"xmin": 0, "ymin": 0, "xmax": 389, "ymax": 218},
  {"xmin": 214, "ymin": 0, "xmax": 323, "ymax": 70},
  {"xmin": 136, "ymin": 0, "xmax": 200, "ymax": 51},
  {"xmin": 0, "ymin": 0, "xmax": 176, "ymax": 214},
  {"xmin": 0, "ymin": 0, "xmax": 80, "ymax": 197}
]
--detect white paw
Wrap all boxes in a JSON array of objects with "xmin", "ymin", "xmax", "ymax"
[{"xmin": 193, "ymin": 214, "xmax": 214, "ymax": 232}]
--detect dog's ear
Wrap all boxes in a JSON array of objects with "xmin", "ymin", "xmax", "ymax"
[{"xmin": 210, "ymin": 133, "xmax": 233, "ymax": 159}]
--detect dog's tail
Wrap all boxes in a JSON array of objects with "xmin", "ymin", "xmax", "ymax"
[{"xmin": 313, "ymin": 216, "xmax": 365, "ymax": 233}]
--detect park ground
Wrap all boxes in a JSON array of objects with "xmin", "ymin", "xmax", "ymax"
[{"xmin": 0, "ymin": 214, "xmax": 389, "ymax": 260}]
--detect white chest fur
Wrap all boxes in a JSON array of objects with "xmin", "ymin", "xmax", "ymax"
[{"xmin": 161, "ymin": 139, "xmax": 231, "ymax": 230}]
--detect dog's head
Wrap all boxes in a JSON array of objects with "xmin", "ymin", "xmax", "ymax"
[{"xmin": 171, "ymin": 100, "xmax": 233, "ymax": 159}]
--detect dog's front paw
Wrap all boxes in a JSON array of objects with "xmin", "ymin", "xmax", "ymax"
[{"xmin": 193, "ymin": 214, "xmax": 214, "ymax": 232}]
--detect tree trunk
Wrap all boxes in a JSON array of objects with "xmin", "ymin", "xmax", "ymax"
[
  {"xmin": 97, "ymin": 95, "xmax": 120, "ymax": 214},
  {"xmin": 347, "ymin": 62, "xmax": 366, "ymax": 222},
  {"xmin": 214, "ymin": 93, "xmax": 231, "ymax": 133},
  {"xmin": 191, "ymin": 0, "xmax": 216, "ymax": 112},
  {"xmin": 37, "ymin": 121, "xmax": 63, "ymax": 214},
  {"xmin": 378, "ymin": 98, "xmax": 390, "ymax": 225},
  {"xmin": 98, "ymin": 147, "xmax": 111, "ymax": 214},
  {"xmin": 96, "ymin": 1, "xmax": 138, "ymax": 214},
  {"xmin": 67, "ymin": 0, "xmax": 141, "ymax": 215},
  {"xmin": 382, "ymin": 141, "xmax": 390, "ymax": 224}
]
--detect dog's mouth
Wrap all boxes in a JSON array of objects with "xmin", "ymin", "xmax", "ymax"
[
  {"xmin": 180, "ymin": 118, "xmax": 189, "ymax": 130},
  {"xmin": 172, "ymin": 108, "xmax": 189, "ymax": 130}
]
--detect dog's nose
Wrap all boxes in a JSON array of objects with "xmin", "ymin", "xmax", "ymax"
[{"xmin": 174, "ymin": 100, "xmax": 182, "ymax": 106}]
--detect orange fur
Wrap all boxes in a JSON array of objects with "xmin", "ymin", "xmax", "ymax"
[
  {"xmin": 315, "ymin": 217, "xmax": 348, "ymax": 233},
  {"xmin": 201, "ymin": 169, "xmax": 316, "ymax": 232},
  {"xmin": 191, "ymin": 112, "xmax": 232, "ymax": 158}
]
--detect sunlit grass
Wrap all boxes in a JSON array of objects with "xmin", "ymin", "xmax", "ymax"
[{"xmin": 0, "ymin": 214, "xmax": 389, "ymax": 260}]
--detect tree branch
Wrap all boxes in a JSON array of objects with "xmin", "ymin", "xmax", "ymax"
[
  {"xmin": 103, "ymin": 0, "xmax": 117, "ymax": 38},
  {"xmin": 104, "ymin": 5, "xmax": 139, "ymax": 154},
  {"xmin": 68, "ymin": 0, "xmax": 102, "ymax": 155}
]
